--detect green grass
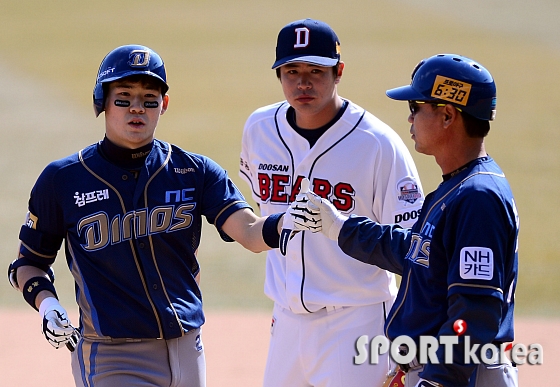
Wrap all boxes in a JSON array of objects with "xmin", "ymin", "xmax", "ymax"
[{"xmin": 1, "ymin": 0, "xmax": 559, "ymax": 316}]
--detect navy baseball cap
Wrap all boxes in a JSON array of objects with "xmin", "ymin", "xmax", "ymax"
[{"xmin": 272, "ymin": 19, "xmax": 341, "ymax": 70}]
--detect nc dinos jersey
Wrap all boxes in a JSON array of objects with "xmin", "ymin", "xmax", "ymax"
[
  {"xmin": 239, "ymin": 100, "xmax": 424, "ymax": 313},
  {"xmin": 19, "ymin": 139, "xmax": 250, "ymax": 339},
  {"xmin": 338, "ymin": 157, "xmax": 519, "ymax": 384},
  {"xmin": 383, "ymin": 157, "xmax": 518, "ymax": 343}
]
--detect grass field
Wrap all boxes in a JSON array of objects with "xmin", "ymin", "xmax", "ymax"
[{"xmin": 1, "ymin": 0, "xmax": 559, "ymax": 320}]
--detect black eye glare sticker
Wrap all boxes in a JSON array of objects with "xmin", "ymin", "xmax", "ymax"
[
  {"xmin": 144, "ymin": 101, "xmax": 159, "ymax": 108},
  {"xmin": 113, "ymin": 100, "xmax": 159, "ymax": 108},
  {"xmin": 114, "ymin": 100, "xmax": 130, "ymax": 107}
]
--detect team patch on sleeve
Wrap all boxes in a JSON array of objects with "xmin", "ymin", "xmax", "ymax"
[
  {"xmin": 396, "ymin": 178, "xmax": 422, "ymax": 205},
  {"xmin": 459, "ymin": 246, "xmax": 493, "ymax": 280},
  {"xmin": 25, "ymin": 211, "xmax": 38, "ymax": 230}
]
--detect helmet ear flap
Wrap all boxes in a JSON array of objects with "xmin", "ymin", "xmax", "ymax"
[{"xmin": 93, "ymin": 83, "xmax": 105, "ymax": 117}]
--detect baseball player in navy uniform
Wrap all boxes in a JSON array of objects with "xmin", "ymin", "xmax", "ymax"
[
  {"xmin": 290, "ymin": 54, "xmax": 519, "ymax": 387},
  {"xmin": 239, "ymin": 19, "xmax": 424, "ymax": 387},
  {"xmin": 8, "ymin": 44, "xmax": 286, "ymax": 387}
]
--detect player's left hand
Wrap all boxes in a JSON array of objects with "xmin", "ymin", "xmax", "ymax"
[
  {"xmin": 414, "ymin": 378, "xmax": 444, "ymax": 387},
  {"xmin": 40, "ymin": 297, "xmax": 81, "ymax": 351}
]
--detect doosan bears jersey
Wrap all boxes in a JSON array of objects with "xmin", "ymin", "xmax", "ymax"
[
  {"xmin": 19, "ymin": 139, "xmax": 250, "ymax": 340},
  {"xmin": 239, "ymin": 99, "xmax": 424, "ymax": 312}
]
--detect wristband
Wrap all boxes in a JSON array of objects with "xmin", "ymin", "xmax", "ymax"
[
  {"xmin": 22, "ymin": 276, "xmax": 58, "ymax": 311},
  {"xmin": 262, "ymin": 213, "xmax": 283, "ymax": 248},
  {"xmin": 39, "ymin": 297, "xmax": 62, "ymax": 317}
]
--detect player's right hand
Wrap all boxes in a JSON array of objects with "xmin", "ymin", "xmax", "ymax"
[
  {"xmin": 39, "ymin": 297, "xmax": 80, "ymax": 351},
  {"xmin": 303, "ymin": 192, "xmax": 348, "ymax": 241}
]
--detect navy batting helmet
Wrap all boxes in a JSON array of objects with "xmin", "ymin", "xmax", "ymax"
[
  {"xmin": 386, "ymin": 54, "xmax": 496, "ymax": 121},
  {"xmin": 93, "ymin": 44, "xmax": 169, "ymax": 117}
]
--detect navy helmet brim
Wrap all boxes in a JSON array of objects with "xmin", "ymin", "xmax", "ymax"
[{"xmin": 386, "ymin": 85, "xmax": 427, "ymax": 101}]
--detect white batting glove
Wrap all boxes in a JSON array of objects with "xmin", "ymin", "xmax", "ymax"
[
  {"xmin": 280, "ymin": 178, "xmax": 315, "ymax": 255},
  {"xmin": 305, "ymin": 192, "xmax": 348, "ymax": 241},
  {"xmin": 414, "ymin": 379, "xmax": 443, "ymax": 387},
  {"xmin": 39, "ymin": 297, "xmax": 80, "ymax": 351},
  {"xmin": 289, "ymin": 190, "xmax": 321, "ymax": 232}
]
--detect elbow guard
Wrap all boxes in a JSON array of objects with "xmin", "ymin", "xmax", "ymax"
[{"xmin": 8, "ymin": 258, "xmax": 55, "ymax": 290}]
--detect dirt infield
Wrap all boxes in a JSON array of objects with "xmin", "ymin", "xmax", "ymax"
[{"xmin": 0, "ymin": 308, "xmax": 552, "ymax": 386}]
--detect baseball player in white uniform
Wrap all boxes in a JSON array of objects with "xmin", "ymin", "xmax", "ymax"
[{"xmin": 239, "ymin": 19, "xmax": 424, "ymax": 387}]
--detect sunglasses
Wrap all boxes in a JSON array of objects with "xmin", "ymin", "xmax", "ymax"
[{"xmin": 408, "ymin": 100, "xmax": 463, "ymax": 116}]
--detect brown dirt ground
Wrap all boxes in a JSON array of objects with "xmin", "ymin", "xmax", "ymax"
[{"xmin": 0, "ymin": 309, "xmax": 552, "ymax": 386}]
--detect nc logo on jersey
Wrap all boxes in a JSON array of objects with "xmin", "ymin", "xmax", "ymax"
[
  {"xmin": 397, "ymin": 178, "xmax": 421, "ymax": 204},
  {"xmin": 165, "ymin": 188, "xmax": 194, "ymax": 203}
]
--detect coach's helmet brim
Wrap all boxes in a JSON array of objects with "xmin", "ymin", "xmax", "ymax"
[{"xmin": 386, "ymin": 85, "xmax": 427, "ymax": 101}]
